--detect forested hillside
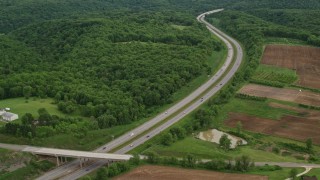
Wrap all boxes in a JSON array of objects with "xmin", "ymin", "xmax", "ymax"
[
  {"xmin": 1, "ymin": 0, "xmax": 319, "ymax": 36},
  {"xmin": 247, "ymin": 9, "xmax": 320, "ymax": 36},
  {"xmin": 0, "ymin": 11, "xmax": 221, "ymax": 131},
  {"xmin": 0, "ymin": 0, "xmax": 319, "ymax": 146},
  {"xmin": 229, "ymin": 0, "xmax": 320, "ymax": 10}
]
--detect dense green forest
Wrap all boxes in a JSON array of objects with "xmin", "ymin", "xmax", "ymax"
[
  {"xmin": 247, "ymin": 9, "xmax": 320, "ymax": 36},
  {"xmin": 2, "ymin": 0, "xmax": 320, "ymax": 33},
  {"xmin": 1, "ymin": 11, "xmax": 221, "ymax": 130},
  {"xmin": 0, "ymin": 7, "xmax": 224, "ymax": 141},
  {"xmin": 1, "ymin": 0, "xmax": 319, "ymax": 142}
]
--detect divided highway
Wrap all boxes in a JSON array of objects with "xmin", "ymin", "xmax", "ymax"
[{"xmin": 37, "ymin": 9, "xmax": 244, "ymax": 180}]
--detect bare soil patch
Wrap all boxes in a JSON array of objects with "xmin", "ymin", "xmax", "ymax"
[
  {"xmin": 225, "ymin": 112, "xmax": 320, "ymax": 145},
  {"xmin": 113, "ymin": 165, "xmax": 267, "ymax": 180},
  {"xmin": 261, "ymin": 45, "xmax": 320, "ymax": 89},
  {"xmin": 239, "ymin": 84, "xmax": 320, "ymax": 106}
]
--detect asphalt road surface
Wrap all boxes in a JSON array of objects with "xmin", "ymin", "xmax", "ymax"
[
  {"xmin": 0, "ymin": 143, "xmax": 27, "ymax": 151},
  {"xmin": 36, "ymin": 9, "xmax": 243, "ymax": 180}
]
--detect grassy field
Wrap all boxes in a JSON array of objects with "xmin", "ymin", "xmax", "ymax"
[
  {"xmin": 305, "ymin": 168, "xmax": 320, "ymax": 178},
  {"xmin": 0, "ymin": 147, "xmax": 9, "ymax": 153},
  {"xmin": 214, "ymin": 98, "xmax": 299, "ymax": 125},
  {"xmin": 0, "ymin": 97, "xmax": 66, "ymax": 119},
  {"xmin": 263, "ymin": 37, "xmax": 310, "ymax": 46},
  {"xmin": 135, "ymin": 136, "xmax": 306, "ymax": 163},
  {"xmin": 251, "ymin": 64, "xmax": 298, "ymax": 85},
  {"xmin": 0, "ymin": 121, "xmax": 5, "ymax": 126}
]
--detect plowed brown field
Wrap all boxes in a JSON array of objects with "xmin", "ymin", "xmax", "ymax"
[
  {"xmin": 113, "ymin": 165, "xmax": 267, "ymax": 180},
  {"xmin": 261, "ymin": 45, "xmax": 320, "ymax": 89},
  {"xmin": 239, "ymin": 84, "xmax": 320, "ymax": 106},
  {"xmin": 225, "ymin": 110, "xmax": 320, "ymax": 144}
]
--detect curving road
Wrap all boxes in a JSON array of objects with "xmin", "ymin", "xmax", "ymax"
[{"xmin": 37, "ymin": 9, "xmax": 243, "ymax": 180}]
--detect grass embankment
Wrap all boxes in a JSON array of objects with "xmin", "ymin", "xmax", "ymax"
[
  {"xmin": 249, "ymin": 167, "xmax": 304, "ymax": 180},
  {"xmin": 0, "ymin": 160, "xmax": 54, "ymax": 180},
  {"xmin": 135, "ymin": 136, "xmax": 304, "ymax": 163},
  {"xmin": 0, "ymin": 148, "xmax": 55, "ymax": 180},
  {"xmin": 306, "ymin": 168, "xmax": 320, "ymax": 178}
]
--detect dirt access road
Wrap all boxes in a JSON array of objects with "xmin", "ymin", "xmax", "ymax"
[{"xmin": 261, "ymin": 45, "xmax": 320, "ymax": 89}]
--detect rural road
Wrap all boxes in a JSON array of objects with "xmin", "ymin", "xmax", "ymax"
[{"xmin": 34, "ymin": 9, "xmax": 243, "ymax": 179}]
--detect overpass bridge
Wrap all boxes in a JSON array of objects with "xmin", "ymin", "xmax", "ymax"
[{"xmin": 0, "ymin": 143, "xmax": 133, "ymax": 168}]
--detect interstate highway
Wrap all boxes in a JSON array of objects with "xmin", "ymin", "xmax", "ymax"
[{"xmin": 37, "ymin": 9, "xmax": 244, "ymax": 180}]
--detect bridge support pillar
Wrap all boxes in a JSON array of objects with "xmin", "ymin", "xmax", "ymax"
[
  {"xmin": 79, "ymin": 158, "xmax": 82, "ymax": 169},
  {"xmin": 56, "ymin": 156, "xmax": 60, "ymax": 166}
]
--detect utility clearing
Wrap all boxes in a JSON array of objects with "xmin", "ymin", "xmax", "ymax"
[{"xmin": 261, "ymin": 45, "xmax": 320, "ymax": 89}]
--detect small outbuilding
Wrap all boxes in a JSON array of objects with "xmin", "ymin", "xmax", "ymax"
[{"xmin": 1, "ymin": 112, "xmax": 19, "ymax": 122}]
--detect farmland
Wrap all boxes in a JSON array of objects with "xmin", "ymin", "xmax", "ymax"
[
  {"xmin": 113, "ymin": 165, "xmax": 268, "ymax": 180},
  {"xmin": 251, "ymin": 64, "xmax": 298, "ymax": 85},
  {"xmin": 261, "ymin": 45, "xmax": 320, "ymax": 89},
  {"xmin": 239, "ymin": 84, "xmax": 320, "ymax": 107},
  {"xmin": 225, "ymin": 112, "xmax": 320, "ymax": 145}
]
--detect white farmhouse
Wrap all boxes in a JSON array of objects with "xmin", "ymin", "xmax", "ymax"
[{"xmin": 1, "ymin": 112, "xmax": 19, "ymax": 122}]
